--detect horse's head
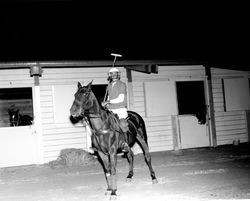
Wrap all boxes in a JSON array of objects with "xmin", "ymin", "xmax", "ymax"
[
  {"xmin": 70, "ymin": 81, "xmax": 95, "ymax": 118},
  {"xmin": 8, "ymin": 108, "xmax": 20, "ymax": 127}
]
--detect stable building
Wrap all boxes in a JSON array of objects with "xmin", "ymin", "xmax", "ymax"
[{"xmin": 0, "ymin": 61, "xmax": 249, "ymax": 167}]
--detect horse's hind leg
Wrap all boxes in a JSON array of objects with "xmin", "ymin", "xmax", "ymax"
[
  {"xmin": 136, "ymin": 133, "xmax": 158, "ymax": 184},
  {"xmin": 126, "ymin": 148, "xmax": 134, "ymax": 182}
]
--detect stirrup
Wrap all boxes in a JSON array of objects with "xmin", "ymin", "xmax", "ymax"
[
  {"xmin": 89, "ymin": 147, "xmax": 97, "ymax": 153},
  {"xmin": 122, "ymin": 142, "xmax": 129, "ymax": 152}
]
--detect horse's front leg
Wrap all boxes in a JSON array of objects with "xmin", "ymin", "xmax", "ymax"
[
  {"xmin": 109, "ymin": 148, "xmax": 118, "ymax": 199},
  {"xmin": 97, "ymin": 151, "xmax": 112, "ymax": 194}
]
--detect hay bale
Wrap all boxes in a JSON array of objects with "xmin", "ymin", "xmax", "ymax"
[{"xmin": 48, "ymin": 148, "xmax": 97, "ymax": 168}]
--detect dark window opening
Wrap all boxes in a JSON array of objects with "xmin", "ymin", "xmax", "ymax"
[
  {"xmin": 0, "ymin": 88, "xmax": 33, "ymax": 127},
  {"xmin": 176, "ymin": 81, "xmax": 207, "ymax": 124},
  {"xmin": 249, "ymin": 78, "xmax": 250, "ymax": 95},
  {"xmin": 221, "ymin": 79, "xmax": 227, "ymax": 112},
  {"xmin": 91, "ymin": 84, "xmax": 108, "ymax": 105}
]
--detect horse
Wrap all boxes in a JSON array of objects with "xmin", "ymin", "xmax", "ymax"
[
  {"xmin": 70, "ymin": 81, "xmax": 158, "ymax": 199},
  {"xmin": 8, "ymin": 108, "xmax": 33, "ymax": 127}
]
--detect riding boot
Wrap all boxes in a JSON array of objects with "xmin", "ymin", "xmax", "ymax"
[
  {"xmin": 120, "ymin": 118, "xmax": 129, "ymax": 133},
  {"xmin": 120, "ymin": 118, "xmax": 129, "ymax": 152}
]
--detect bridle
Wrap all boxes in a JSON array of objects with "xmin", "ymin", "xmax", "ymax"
[
  {"xmin": 76, "ymin": 87, "xmax": 123, "ymax": 135},
  {"xmin": 10, "ymin": 114, "xmax": 19, "ymax": 126}
]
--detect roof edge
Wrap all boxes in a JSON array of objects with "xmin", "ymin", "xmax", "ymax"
[{"xmin": 0, "ymin": 60, "xmax": 204, "ymax": 69}]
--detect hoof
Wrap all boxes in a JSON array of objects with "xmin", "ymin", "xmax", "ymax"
[
  {"xmin": 105, "ymin": 190, "xmax": 112, "ymax": 196},
  {"xmin": 126, "ymin": 177, "xmax": 132, "ymax": 182},
  {"xmin": 152, "ymin": 179, "xmax": 158, "ymax": 184},
  {"xmin": 109, "ymin": 195, "xmax": 117, "ymax": 201}
]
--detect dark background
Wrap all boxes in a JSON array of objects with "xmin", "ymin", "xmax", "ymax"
[{"xmin": 0, "ymin": 0, "xmax": 249, "ymax": 71}]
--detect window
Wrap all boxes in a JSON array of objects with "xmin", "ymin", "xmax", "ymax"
[
  {"xmin": 249, "ymin": 78, "xmax": 250, "ymax": 96},
  {"xmin": 0, "ymin": 88, "xmax": 33, "ymax": 127},
  {"xmin": 144, "ymin": 81, "xmax": 178, "ymax": 117},
  {"xmin": 91, "ymin": 84, "xmax": 108, "ymax": 104},
  {"xmin": 176, "ymin": 81, "xmax": 206, "ymax": 124},
  {"xmin": 223, "ymin": 78, "xmax": 250, "ymax": 111}
]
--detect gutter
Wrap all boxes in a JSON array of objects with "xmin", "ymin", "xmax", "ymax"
[{"xmin": 0, "ymin": 60, "xmax": 203, "ymax": 69}]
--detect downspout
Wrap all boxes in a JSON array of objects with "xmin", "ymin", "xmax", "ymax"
[
  {"xmin": 126, "ymin": 68, "xmax": 134, "ymax": 111},
  {"xmin": 205, "ymin": 66, "xmax": 217, "ymax": 147},
  {"xmin": 30, "ymin": 65, "xmax": 44, "ymax": 164}
]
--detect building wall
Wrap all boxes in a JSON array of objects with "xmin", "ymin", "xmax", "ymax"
[
  {"xmin": 1, "ymin": 65, "xmax": 249, "ymax": 167},
  {"xmin": 211, "ymin": 68, "xmax": 249, "ymax": 145},
  {"xmin": 0, "ymin": 69, "xmax": 33, "ymax": 87},
  {"xmin": 0, "ymin": 69, "xmax": 38, "ymax": 167},
  {"xmin": 131, "ymin": 65, "xmax": 206, "ymax": 152},
  {"xmin": 39, "ymin": 67, "xmax": 126, "ymax": 162}
]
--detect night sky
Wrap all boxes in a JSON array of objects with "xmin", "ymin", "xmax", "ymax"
[{"xmin": 0, "ymin": 0, "xmax": 249, "ymax": 71}]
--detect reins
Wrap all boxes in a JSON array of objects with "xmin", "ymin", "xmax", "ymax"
[
  {"xmin": 84, "ymin": 113, "xmax": 101, "ymax": 119},
  {"xmin": 83, "ymin": 106, "xmax": 124, "ymax": 136},
  {"xmin": 77, "ymin": 87, "xmax": 125, "ymax": 138}
]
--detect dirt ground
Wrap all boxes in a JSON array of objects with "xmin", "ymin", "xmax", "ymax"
[{"xmin": 1, "ymin": 144, "xmax": 250, "ymax": 201}]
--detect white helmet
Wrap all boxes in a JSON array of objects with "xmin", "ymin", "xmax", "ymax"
[
  {"xmin": 109, "ymin": 68, "xmax": 120, "ymax": 73},
  {"xmin": 108, "ymin": 68, "xmax": 121, "ymax": 81}
]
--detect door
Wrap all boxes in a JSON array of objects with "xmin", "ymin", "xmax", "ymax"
[
  {"xmin": 176, "ymin": 80, "xmax": 210, "ymax": 149},
  {"xmin": 0, "ymin": 87, "xmax": 36, "ymax": 167},
  {"xmin": 178, "ymin": 115, "xmax": 209, "ymax": 149},
  {"xmin": 0, "ymin": 126, "xmax": 36, "ymax": 167}
]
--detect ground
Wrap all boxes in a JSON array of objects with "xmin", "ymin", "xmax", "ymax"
[{"xmin": 0, "ymin": 144, "xmax": 250, "ymax": 201}]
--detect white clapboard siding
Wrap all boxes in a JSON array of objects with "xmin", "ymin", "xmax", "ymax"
[
  {"xmin": 40, "ymin": 67, "xmax": 126, "ymax": 85},
  {"xmin": 133, "ymin": 65, "xmax": 205, "ymax": 80},
  {"xmin": 40, "ymin": 83, "xmax": 88, "ymax": 163},
  {"xmin": 211, "ymin": 68, "xmax": 249, "ymax": 145},
  {"xmin": 39, "ymin": 67, "xmax": 126, "ymax": 163},
  {"xmin": 0, "ymin": 69, "xmax": 33, "ymax": 86},
  {"xmin": 131, "ymin": 65, "xmax": 206, "ymax": 152}
]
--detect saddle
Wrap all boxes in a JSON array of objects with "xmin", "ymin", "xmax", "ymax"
[{"xmin": 108, "ymin": 110, "xmax": 129, "ymax": 133}]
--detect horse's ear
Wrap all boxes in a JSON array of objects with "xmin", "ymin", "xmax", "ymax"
[
  {"xmin": 77, "ymin": 82, "xmax": 82, "ymax": 89},
  {"xmin": 87, "ymin": 80, "xmax": 93, "ymax": 90}
]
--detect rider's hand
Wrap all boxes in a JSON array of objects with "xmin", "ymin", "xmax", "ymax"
[{"xmin": 101, "ymin": 101, "xmax": 110, "ymax": 108}]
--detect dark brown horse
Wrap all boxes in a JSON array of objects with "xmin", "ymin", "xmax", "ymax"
[
  {"xmin": 8, "ymin": 107, "xmax": 33, "ymax": 127},
  {"xmin": 70, "ymin": 81, "xmax": 158, "ymax": 199}
]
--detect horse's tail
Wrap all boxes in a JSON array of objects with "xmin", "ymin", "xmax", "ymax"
[{"xmin": 128, "ymin": 110, "xmax": 148, "ymax": 145}]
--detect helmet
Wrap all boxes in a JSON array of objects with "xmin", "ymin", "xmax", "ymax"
[
  {"xmin": 108, "ymin": 68, "xmax": 121, "ymax": 81},
  {"xmin": 109, "ymin": 68, "xmax": 120, "ymax": 73}
]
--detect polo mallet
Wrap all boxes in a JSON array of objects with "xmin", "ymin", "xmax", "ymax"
[
  {"xmin": 103, "ymin": 53, "xmax": 123, "ymax": 103},
  {"xmin": 111, "ymin": 53, "xmax": 122, "ymax": 67}
]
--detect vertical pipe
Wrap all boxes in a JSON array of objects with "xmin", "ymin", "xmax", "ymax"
[
  {"xmin": 31, "ymin": 65, "xmax": 44, "ymax": 164},
  {"xmin": 126, "ymin": 68, "xmax": 134, "ymax": 111},
  {"xmin": 205, "ymin": 66, "xmax": 217, "ymax": 147},
  {"xmin": 32, "ymin": 80, "xmax": 44, "ymax": 164}
]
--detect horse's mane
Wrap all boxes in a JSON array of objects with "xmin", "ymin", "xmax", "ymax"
[
  {"xmin": 90, "ymin": 91, "xmax": 121, "ymax": 132},
  {"xmin": 100, "ymin": 109, "xmax": 121, "ymax": 131}
]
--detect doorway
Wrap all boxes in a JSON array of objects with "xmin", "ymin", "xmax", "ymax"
[
  {"xmin": 91, "ymin": 84, "xmax": 107, "ymax": 104},
  {"xmin": 176, "ymin": 81, "xmax": 210, "ymax": 149},
  {"xmin": 0, "ymin": 87, "xmax": 36, "ymax": 167}
]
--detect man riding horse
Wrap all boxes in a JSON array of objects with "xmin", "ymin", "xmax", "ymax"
[
  {"xmin": 101, "ymin": 67, "xmax": 129, "ymax": 152},
  {"xmin": 70, "ymin": 54, "xmax": 157, "ymax": 199},
  {"xmin": 70, "ymin": 80, "xmax": 158, "ymax": 199}
]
